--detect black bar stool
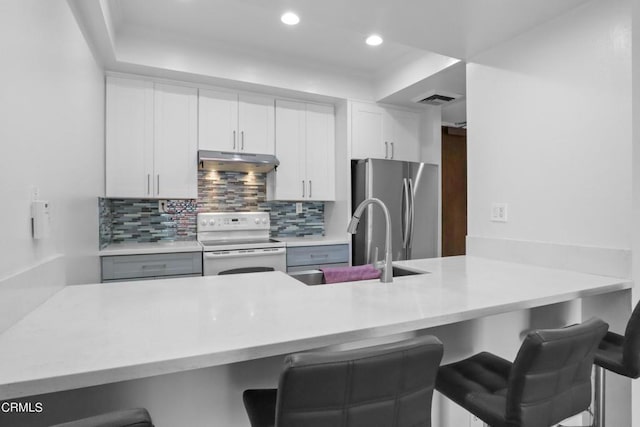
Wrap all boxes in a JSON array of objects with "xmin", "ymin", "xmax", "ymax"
[
  {"xmin": 588, "ymin": 300, "xmax": 640, "ymax": 427},
  {"xmin": 436, "ymin": 318, "xmax": 608, "ymax": 427},
  {"xmin": 50, "ymin": 408, "xmax": 153, "ymax": 427},
  {"xmin": 243, "ymin": 335, "xmax": 443, "ymax": 427}
]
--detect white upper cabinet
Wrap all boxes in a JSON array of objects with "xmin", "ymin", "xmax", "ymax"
[
  {"xmin": 106, "ymin": 77, "xmax": 154, "ymax": 198},
  {"xmin": 199, "ymin": 90, "xmax": 274, "ymax": 155},
  {"xmin": 385, "ymin": 108, "xmax": 420, "ymax": 162},
  {"xmin": 305, "ymin": 103, "xmax": 335, "ymax": 201},
  {"xmin": 351, "ymin": 101, "xmax": 420, "ymax": 162},
  {"xmin": 238, "ymin": 94, "xmax": 275, "ymax": 155},
  {"xmin": 153, "ymin": 84, "xmax": 198, "ymax": 199},
  {"xmin": 351, "ymin": 102, "xmax": 385, "ymax": 160},
  {"xmin": 268, "ymin": 100, "xmax": 335, "ymax": 201},
  {"xmin": 197, "ymin": 90, "xmax": 238, "ymax": 152},
  {"xmin": 106, "ymin": 77, "xmax": 197, "ymax": 199}
]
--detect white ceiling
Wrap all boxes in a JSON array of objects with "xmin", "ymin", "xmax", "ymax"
[
  {"xmin": 110, "ymin": 0, "xmax": 430, "ymax": 76},
  {"xmin": 109, "ymin": 0, "xmax": 592, "ymax": 67},
  {"xmin": 71, "ymin": 0, "xmax": 593, "ymax": 109}
]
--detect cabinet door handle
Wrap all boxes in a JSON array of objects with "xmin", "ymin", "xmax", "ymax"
[
  {"xmin": 385, "ymin": 141, "xmax": 389, "ymax": 159},
  {"xmin": 157, "ymin": 175, "xmax": 160, "ymax": 195},
  {"xmin": 309, "ymin": 180, "xmax": 312, "ymax": 198},
  {"xmin": 233, "ymin": 130, "xmax": 236, "ymax": 150},
  {"xmin": 241, "ymin": 131, "xmax": 245, "ymax": 151},
  {"xmin": 390, "ymin": 142, "xmax": 394, "ymax": 159},
  {"xmin": 302, "ymin": 180, "xmax": 305, "ymax": 198},
  {"xmin": 147, "ymin": 174, "xmax": 151, "ymax": 195}
]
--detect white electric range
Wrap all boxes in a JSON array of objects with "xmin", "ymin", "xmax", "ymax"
[{"xmin": 197, "ymin": 212, "xmax": 286, "ymax": 276}]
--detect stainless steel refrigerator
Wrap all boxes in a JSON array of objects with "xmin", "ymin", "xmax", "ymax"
[{"xmin": 351, "ymin": 159, "xmax": 439, "ymax": 265}]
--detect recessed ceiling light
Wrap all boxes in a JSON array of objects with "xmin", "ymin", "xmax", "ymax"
[
  {"xmin": 366, "ymin": 34, "xmax": 383, "ymax": 46},
  {"xmin": 281, "ymin": 12, "xmax": 300, "ymax": 26}
]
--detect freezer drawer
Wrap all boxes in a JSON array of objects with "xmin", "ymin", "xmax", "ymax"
[
  {"xmin": 101, "ymin": 252, "xmax": 203, "ymax": 282},
  {"xmin": 286, "ymin": 244, "xmax": 349, "ymax": 271}
]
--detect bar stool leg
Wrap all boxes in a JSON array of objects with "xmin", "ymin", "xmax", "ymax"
[
  {"xmin": 593, "ymin": 366, "xmax": 605, "ymax": 427},
  {"xmin": 558, "ymin": 365, "xmax": 605, "ymax": 427}
]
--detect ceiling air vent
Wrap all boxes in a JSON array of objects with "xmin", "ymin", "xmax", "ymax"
[{"xmin": 413, "ymin": 90, "xmax": 462, "ymax": 106}]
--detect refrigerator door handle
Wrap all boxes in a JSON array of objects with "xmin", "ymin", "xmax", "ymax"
[
  {"xmin": 408, "ymin": 178, "xmax": 415, "ymax": 249},
  {"xmin": 402, "ymin": 178, "xmax": 410, "ymax": 248}
]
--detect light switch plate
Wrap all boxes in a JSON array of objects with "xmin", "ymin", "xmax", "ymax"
[
  {"xmin": 30, "ymin": 185, "xmax": 40, "ymax": 202},
  {"xmin": 296, "ymin": 202, "xmax": 303, "ymax": 214},
  {"xmin": 491, "ymin": 203, "xmax": 508, "ymax": 222}
]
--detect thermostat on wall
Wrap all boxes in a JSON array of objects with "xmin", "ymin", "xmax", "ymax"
[{"xmin": 31, "ymin": 200, "xmax": 50, "ymax": 239}]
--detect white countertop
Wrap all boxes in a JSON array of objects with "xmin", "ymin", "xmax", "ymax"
[
  {"xmin": 274, "ymin": 236, "xmax": 350, "ymax": 247},
  {"xmin": 98, "ymin": 237, "xmax": 348, "ymax": 255},
  {"xmin": 0, "ymin": 256, "xmax": 630, "ymax": 399},
  {"xmin": 99, "ymin": 241, "xmax": 203, "ymax": 256}
]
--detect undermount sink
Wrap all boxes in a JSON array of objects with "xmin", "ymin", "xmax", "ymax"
[{"xmin": 290, "ymin": 266, "xmax": 428, "ymax": 286}]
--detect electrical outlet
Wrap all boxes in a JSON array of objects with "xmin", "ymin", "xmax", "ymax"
[
  {"xmin": 295, "ymin": 202, "xmax": 303, "ymax": 214},
  {"xmin": 491, "ymin": 203, "xmax": 508, "ymax": 222},
  {"xmin": 158, "ymin": 200, "xmax": 168, "ymax": 213}
]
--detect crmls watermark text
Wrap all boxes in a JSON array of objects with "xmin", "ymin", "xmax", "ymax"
[{"xmin": 1, "ymin": 401, "xmax": 44, "ymax": 413}]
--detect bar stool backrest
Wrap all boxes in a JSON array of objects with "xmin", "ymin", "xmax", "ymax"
[
  {"xmin": 274, "ymin": 335, "xmax": 443, "ymax": 427},
  {"xmin": 623, "ymin": 301, "xmax": 640, "ymax": 378},
  {"xmin": 505, "ymin": 318, "xmax": 608, "ymax": 427}
]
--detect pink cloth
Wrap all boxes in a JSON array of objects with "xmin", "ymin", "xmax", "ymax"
[{"xmin": 320, "ymin": 264, "xmax": 381, "ymax": 284}]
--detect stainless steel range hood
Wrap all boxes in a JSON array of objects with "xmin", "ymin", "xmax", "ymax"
[{"xmin": 198, "ymin": 150, "xmax": 279, "ymax": 173}]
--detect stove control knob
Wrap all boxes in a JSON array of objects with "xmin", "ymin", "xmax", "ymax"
[
  {"xmin": 209, "ymin": 219, "xmax": 216, "ymax": 225},
  {"xmin": 200, "ymin": 220, "xmax": 207, "ymax": 226},
  {"xmin": 254, "ymin": 218, "xmax": 260, "ymax": 224},
  {"xmin": 262, "ymin": 218, "xmax": 268, "ymax": 224}
]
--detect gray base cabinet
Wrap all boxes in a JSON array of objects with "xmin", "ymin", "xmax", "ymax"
[
  {"xmin": 286, "ymin": 244, "xmax": 349, "ymax": 272},
  {"xmin": 101, "ymin": 252, "xmax": 202, "ymax": 282}
]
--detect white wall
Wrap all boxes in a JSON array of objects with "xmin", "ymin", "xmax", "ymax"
[
  {"xmin": 467, "ymin": 0, "xmax": 631, "ymax": 260},
  {"xmin": 632, "ymin": 0, "xmax": 640, "ymax": 424},
  {"xmin": 0, "ymin": 0, "xmax": 104, "ymax": 314},
  {"xmin": 420, "ymin": 106, "xmax": 443, "ymax": 257},
  {"xmin": 466, "ymin": 1, "xmax": 634, "ymax": 424}
]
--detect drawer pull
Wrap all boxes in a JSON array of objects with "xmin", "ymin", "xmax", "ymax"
[
  {"xmin": 310, "ymin": 254, "xmax": 329, "ymax": 259},
  {"xmin": 142, "ymin": 264, "xmax": 167, "ymax": 269}
]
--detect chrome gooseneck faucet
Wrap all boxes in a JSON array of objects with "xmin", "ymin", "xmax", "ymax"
[{"xmin": 347, "ymin": 198, "xmax": 393, "ymax": 283}]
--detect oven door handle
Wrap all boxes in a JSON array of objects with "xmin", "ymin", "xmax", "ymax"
[{"xmin": 203, "ymin": 248, "xmax": 286, "ymax": 259}]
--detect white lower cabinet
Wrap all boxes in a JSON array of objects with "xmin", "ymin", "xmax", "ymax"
[
  {"xmin": 106, "ymin": 77, "xmax": 197, "ymax": 199},
  {"xmin": 268, "ymin": 100, "xmax": 335, "ymax": 201}
]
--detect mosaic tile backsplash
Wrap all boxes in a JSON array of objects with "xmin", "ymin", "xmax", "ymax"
[
  {"xmin": 100, "ymin": 198, "xmax": 197, "ymax": 246},
  {"xmin": 99, "ymin": 170, "xmax": 324, "ymax": 247}
]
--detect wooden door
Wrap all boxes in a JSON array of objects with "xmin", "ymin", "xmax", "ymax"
[{"xmin": 441, "ymin": 126, "xmax": 467, "ymax": 256}]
